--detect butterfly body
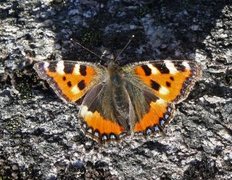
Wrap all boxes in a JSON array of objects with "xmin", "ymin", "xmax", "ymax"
[{"xmin": 34, "ymin": 58, "xmax": 201, "ymax": 142}]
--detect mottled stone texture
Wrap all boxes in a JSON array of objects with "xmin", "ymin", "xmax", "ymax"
[{"xmin": 0, "ymin": 0, "xmax": 231, "ymax": 179}]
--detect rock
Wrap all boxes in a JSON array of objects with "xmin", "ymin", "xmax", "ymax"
[{"xmin": 0, "ymin": 0, "xmax": 231, "ymax": 179}]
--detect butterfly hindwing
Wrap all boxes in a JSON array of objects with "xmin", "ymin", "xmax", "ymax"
[
  {"xmin": 131, "ymin": 60, "xmax": 201, "ymax": 103},
  {"xmin": 79, "ymin": 83, "xmax": 128, "ymax": 142},
  {"xmin": 133, "ymin": 99, "xmax": 175, "ymax": 135},
  {"xmin": 33, "ymin": 61, "xmax": 102, "ymax": 103},
  {"xmin": 124, "ymin": 80, "xmax": 175, "ymax": 135}
]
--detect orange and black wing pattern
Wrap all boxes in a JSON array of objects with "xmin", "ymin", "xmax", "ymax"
[
  {"xmin": 34, "ymin": 59, "xmax": 201, "ymax": 143},
  {"xmin": 34, "ymin": 61, "xmax": 101, "ymax": 103},
  {"xmin": 133, "ymin": 60, "xmax": 201, "ymax": 103},
  {"xmin": 79, "ymin": 84, "xmax": 128, "ymax": 142},
  {"xmin": 128, "ymin": 60, "xmax": 201, "ymax": 135}
]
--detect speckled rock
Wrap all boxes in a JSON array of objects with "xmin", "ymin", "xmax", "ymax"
[{"xmin": 0, "ymin": 0, "xmax": 231, "ymax": 179}]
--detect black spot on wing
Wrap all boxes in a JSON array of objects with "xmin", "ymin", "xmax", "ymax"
[
  {"xmin": 78, "ymin": 80, "xmax": 85, "ymax": 90},
  {"xmin": 79, "ymin": 65, "xmax": 87, "ymax": 76},
  {"xmin": 63, "ymin": 76, "xmax": 66, "ymax": 81},
  {"xmin": 150, "ymin": 80, "xmax": 160, "ymax": 91},
  {"xmin": 63, "ymin": 64, "xmax": 74, "ymax": 74},
  {"xmin": 173, "ymin": 62, "xmax": 186, "ymax": 72},
  {"xmin": 153, "ymin": 63, "xmax": 170, "ymax": 74},
  {"xmin": 67, "ymin": 81, "xmax": 72, "ymax": 87},
  {"xmin": 170, "ymin": 76, "xmax": 174, "ymax": 81},
  {"xmin": 166, "ymin": 81, "xmax": 171, "ymax": 87},
  {"xmin": 141, "ymin": 65, "xmax": 151, "ymax": 76}
]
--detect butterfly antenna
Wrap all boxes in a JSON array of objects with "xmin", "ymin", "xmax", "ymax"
[
  {"xmin": 114, "ymin": 35, "xmax": 135, "ymax": 62},
  {"xmin": 71, "ymin": 38, "xmax": 103, "ymax": 60}
]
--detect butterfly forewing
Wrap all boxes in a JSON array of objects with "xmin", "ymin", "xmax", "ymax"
[
  {"xmin": 33, "ymin": 61, "xmax": 103, "ymax": 103},
  {"xmin": 130, "ymin": 60, "xmax": 201, "ymax": 103}
]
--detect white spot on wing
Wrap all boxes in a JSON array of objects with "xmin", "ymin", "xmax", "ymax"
[
  {"xmin": 87, "ymin": 128, "xmax": 93, "ymax": 134},
  {"xmin": 154, "ymin": 126, "xmax": 159, "ymax": 131},
  {"xmin": 156, "ymin": 98, "xmax": 166, "ymax": 105},
  {"xmin": 159, "ymin": 86, "xmax": 169, "ymax": 95},
  {"xmin": 182, "ymin": 61, "xmax": 190, "ymax": 70},
  {"xmin": 164, "ymin": 114, "xmax": 169, "ymax": 119},
  {"xmin": 94, "ymin": 131, "xmax": 99, "ymax": 137},
  {"xmin": 71, "ymin": 86, "xmax": 80, "ymax": 94},
  {"xmin": 80, "ymin": 106, "xmax": 93, "ymax": 117},
  {"xmin": 110, "ymin": 134, "xmax": 116, "ymax": 140},
  {"xmin": 73, "ymin": 64, "xmax": 80, "ymax": 75},
  {"xmin": 102, "ymin": 135, "xmax": 108, "ymax": 141},
  {"xmin": 56, "ymin": 61, "xmax": 65, "ymax": 75},
  {"xmin": 160, "ymin": 120, "xmax": 165, "ymax": 126},
  {"xmin": 148, "ymin": 64, "xmax": 159, "ymax": 74},
  {"xmin": 165, "ymin": 60, "xmax": 178, "ymax": 74}
]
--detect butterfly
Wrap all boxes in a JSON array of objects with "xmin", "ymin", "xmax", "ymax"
[{"xmin": 34, "ymin": 56, "xmax": 201, "ymax": 143}]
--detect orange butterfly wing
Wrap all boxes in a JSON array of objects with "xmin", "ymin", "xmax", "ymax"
[
  {"xmin": 34, "ymin": 61, "xmax": 100, "ymax": 103},
  {"xmin": 80, "ymin": 105, "xmax": 127, "ymax": 142},
  {"xmin": 133, "ymin": 60, "xmax": 201, "ymax": 103},
  {"xmin": 129, "ymin": 60, "xmax": 201, "ymax": 134},
  {"xmin": 34, "ymin": 60, "xmax": 126, "ymax": 142},
  {"xmin": 78, "ymin": 83, "xmax": 128, "ymax": 142},
  {"xmin": 133, "ymin": 100, "xmax": 175, "ymax": 135}
]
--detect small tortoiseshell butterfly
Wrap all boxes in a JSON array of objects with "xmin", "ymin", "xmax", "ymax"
[{"xmin": 34, "ymin": 50, "xmax": 201, "ymax": 143}]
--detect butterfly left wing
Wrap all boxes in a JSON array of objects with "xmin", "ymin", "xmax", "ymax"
[
  {"xmin": 34, "ymin": 60, "xmax": 127, "ymax": 142},
  {"xmin": 130, "ymin": 60, "xmax": 201, "ymax": 103},
  {"xmin": 34, "ymin": 60, "xmax": 103, "ymax": 103}
]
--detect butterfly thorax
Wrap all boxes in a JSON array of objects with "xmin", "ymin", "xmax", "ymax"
[{"xmin": 107, "ymin": 61, "xmax": 123, "ymax": 83}]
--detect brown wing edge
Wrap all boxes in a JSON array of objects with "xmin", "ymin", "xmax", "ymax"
[
  {"xmin": 173, "ymin": 61, "xmax": 202, "ymax": 103},
  {"xmin": 34, "ymin": 61, "xmax": 72, "ymax": 103}
]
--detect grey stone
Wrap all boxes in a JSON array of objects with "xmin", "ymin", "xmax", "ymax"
[{"xmin": 0, "ymin": 0, "xmax": 231, "ymax": 179}]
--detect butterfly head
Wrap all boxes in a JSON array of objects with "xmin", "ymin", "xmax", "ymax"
[{"xmin": 99, "ymin": 50, "xmax": 122, "ymax": 68}]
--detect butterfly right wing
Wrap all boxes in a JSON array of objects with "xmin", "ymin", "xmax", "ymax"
[
  {"xmin": 124, "ymin": 79, "xmax": 175, "ymax": 136},
  {"xmin": 130, "ymin": 60, "xmax": 201, "ymax": 103},
  {"xmin": 122, "ymin": 60, "xmax": 201, "ymax": 136},
  {"xmin": 34, "ymin": 60, "xmax": 104, "ymax": 103}
]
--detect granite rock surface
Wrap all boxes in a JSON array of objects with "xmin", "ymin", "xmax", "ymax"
[{"xmin": 0, "ymin": 0, "xmax": 231, "ymax": 179}]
